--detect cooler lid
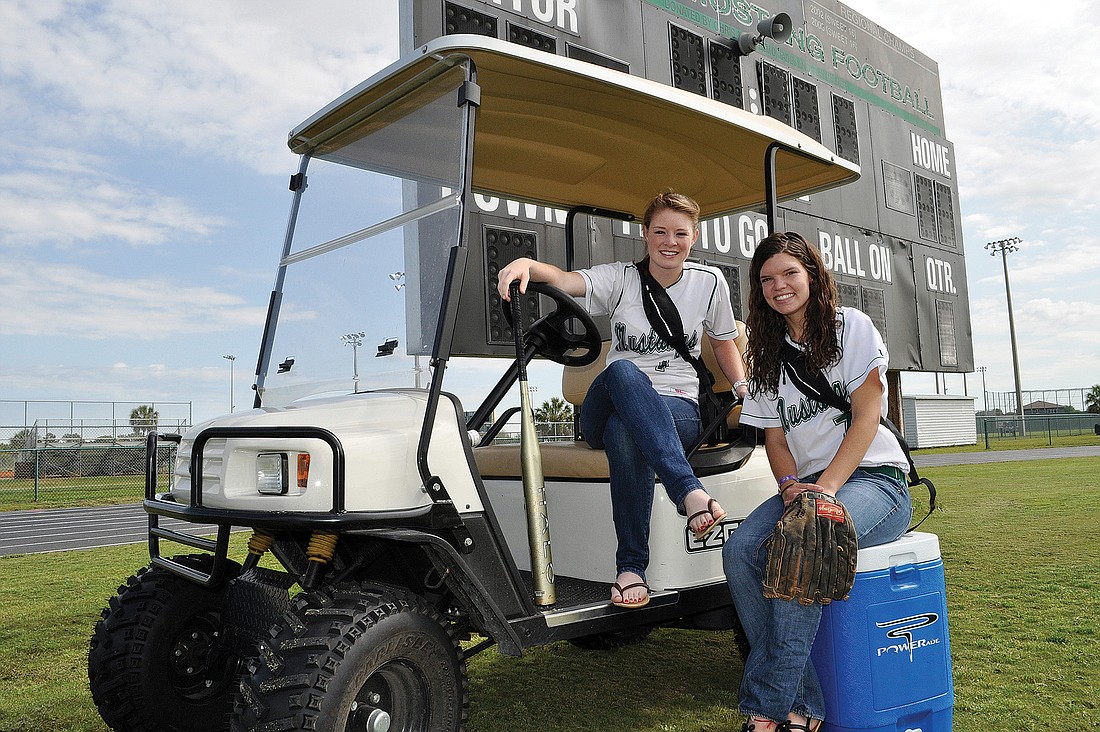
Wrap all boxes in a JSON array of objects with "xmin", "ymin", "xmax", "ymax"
[{"xmin": 856, "ymin": 531, "xmax": 941, "ymax": 572}]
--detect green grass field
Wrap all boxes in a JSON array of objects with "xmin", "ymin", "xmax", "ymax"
[
  {"xmin": 0, "ymin": 473, "xmax": 173, "ymax": 512},
  {"xmin": 0, "ymin": 476, "xmax": 144, "ymax": 511},
  {"xmin": 1, "ymin": 457, "xmax": 1098, "ymax": 731}
]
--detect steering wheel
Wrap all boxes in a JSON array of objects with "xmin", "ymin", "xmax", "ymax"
[{"xmin": 502, "ymin": 281, "xmax": 601, "ymax": 367}]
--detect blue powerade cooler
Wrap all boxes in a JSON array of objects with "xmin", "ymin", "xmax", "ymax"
[{"xmin": 810, "ymin": 532, "xmax": 954, "ymax": 732}]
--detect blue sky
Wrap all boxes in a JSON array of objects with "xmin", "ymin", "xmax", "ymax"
[{"xmin": 2, "ymin": 0, "xmax": 1098, "ymax": 427}]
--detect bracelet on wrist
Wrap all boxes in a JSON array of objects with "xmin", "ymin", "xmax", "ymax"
[
  {"xmin": 733, "ymin": 379, "xmax": 749, "ymax": 390},
  {"xmin": 777, "ymin": 474, "xmax": 798, "ymax": 492}
]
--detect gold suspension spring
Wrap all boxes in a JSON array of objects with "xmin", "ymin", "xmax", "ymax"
[
  {"xmin": 247, "ymin": 530, "xmax": 275, "ymax": 557},
  {"xmin": 241, "ymin": 529, "xmax": 275, "ymax": 571},
  {"xmin": 302, "ymin": 530, "xmax": 339, "ymax": 589},
  {"xmin": 306, "ymin": 530, "xmax": 339, "ymax": 564}
]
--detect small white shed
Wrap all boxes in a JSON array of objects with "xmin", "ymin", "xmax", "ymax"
[{"xmin": 902, "ymin": 394, "xmax": 976, "ymax": 448}]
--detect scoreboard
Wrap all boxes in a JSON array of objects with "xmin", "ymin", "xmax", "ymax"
[{"xmin": 398, "ymin": 0, "xmax": 972, "ymax": 376}]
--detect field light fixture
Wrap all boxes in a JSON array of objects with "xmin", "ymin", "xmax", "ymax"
[
  {"xmin": 376, "ymin": 338, "xmax": 399, "ymax": 358},
  {"xmin": 341, "ymin": 331, "xmax": 366, "ymax": 391},
  {"xmin": 736, "ymin": 13, "xmax": 793, "ymax": 56}
]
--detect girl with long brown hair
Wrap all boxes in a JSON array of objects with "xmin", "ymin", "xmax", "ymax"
[{"xmin": 724, "ymin": 231, "xmax": 912, "ymax": 732}]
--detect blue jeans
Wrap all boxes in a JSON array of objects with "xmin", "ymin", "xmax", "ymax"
[
  {"xmin": 580, "ymin": 360, "xmax": 703, "ymax": 579},
  {"xmin": 722, "ymin": 469, "xmax": 912, "ymax": 722}
]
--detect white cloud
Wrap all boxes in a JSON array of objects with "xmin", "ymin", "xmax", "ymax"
[
  {"xmin": 968, "ymin": 293, "xmax": 1100, "ymax": 389},
  {"xmin": 0, "ymin": 258, "xmax": 268, "ymax": 339},
  {"xmin": 1, "ymin": 0, "xmax": 401, "ymax": 175},
  {"xmin": 0, "ymin": 148, "xmax": 221, "ymax": 247}
]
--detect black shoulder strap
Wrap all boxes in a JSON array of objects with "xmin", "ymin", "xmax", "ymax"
[
  {"xmin": 636, "ymin": 259, "xmax": 733, "ymax": 448},
  {"xmin": 780, "ymin": 341, "xmax": 850, "ymax": 414},
  {"xmin": 780, "ymin": 342, "xmax": 936, "ymax": 529},
  {"xmin": 636, "ymin": 258, "xmax": 718, "ymax": 401}
]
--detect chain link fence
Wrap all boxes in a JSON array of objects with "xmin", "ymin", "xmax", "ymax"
[
  {"xmin": 1, "ymin": 401, "xmax": 191, "ymax": 508},
  {"xmin": 982, "ymin": 387, "xmax": 1094, "ymax": 414},
  {"xmin": 976, "ymin": 412, "xmax": 1100, "ymax": 448},
  {"xmin": 0, "ymin": 442, "xmax": 178, "ymax": 507}
]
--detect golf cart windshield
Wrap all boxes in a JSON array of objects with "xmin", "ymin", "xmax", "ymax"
[{"xmin": 257, "ymin": 61, "xmax": 471, "ymax": 407}]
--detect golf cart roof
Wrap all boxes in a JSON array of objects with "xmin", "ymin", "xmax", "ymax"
[{"xmin": 289, "ymin": 35, "xmax": 859, "ymax": 220}]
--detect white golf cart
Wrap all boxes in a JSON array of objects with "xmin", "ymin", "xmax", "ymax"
[{"xmin": 88, "ymin": 34, "xmax": 858, "ymax": 732}]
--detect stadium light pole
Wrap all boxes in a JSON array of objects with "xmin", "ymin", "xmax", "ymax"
[
  {"xmin": 976, "ymin": 365, "xmax": 988, "ymax": 414},
  {"xmin": 222, "ymin": 354, "xmax": 236, "ymax": 413},
  {"xmin": 390, "ymin": 271, "xmax": 423, "ymax": 387},
  {"xmin": 341, "ymin": 332, "xmax": 366, "ymax": 392},
  {"xmin": 985, "ymin": 238, "xmax": 1025, "ymax": 432}
]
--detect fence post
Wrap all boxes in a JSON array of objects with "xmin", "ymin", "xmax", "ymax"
[
  {"xmin": 34, "ymin": 447, "xmax": 40, "ymax": 501},
  {"xmin": 983, "ymin": 418, "xmax": 990, "ymax": 450}
]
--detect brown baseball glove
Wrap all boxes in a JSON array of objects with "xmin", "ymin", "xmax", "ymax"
[{"xmin": 763, "ymin": 490, "xmax": 858, "ymax": 605}]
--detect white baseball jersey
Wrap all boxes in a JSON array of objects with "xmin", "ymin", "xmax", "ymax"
[
  {"xmin": 740, "ymin": 307, "xmax": 908, "ymax": 477},
  {"xmin": 578, "ymin": 261, "xmax": 739, "ymax": 402}
]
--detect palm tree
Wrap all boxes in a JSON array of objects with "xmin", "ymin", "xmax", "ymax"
[
  {"xmin": 1087, "ymin": 385, "xmax": 1100, "ymax": 414},
  {"xmin": 130, "ymin": 405, "xmax": 159, "ymax": 435},
  {"xmin": 534, "ymin": 397, "xmax": 574, "ymax": 438}
]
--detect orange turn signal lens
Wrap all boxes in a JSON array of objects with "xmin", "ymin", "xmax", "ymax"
[{"xmin": 297, "ymin": 453, "xmax": 310, "ymax": 488}]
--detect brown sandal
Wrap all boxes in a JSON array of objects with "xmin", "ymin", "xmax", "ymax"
[
  {"xmin": 688, "ymin": 497, "xmax": 727, "ymax": 540},
  {"xmin": 610, "ymin": 580, "xmax": 650, "ymax": 608}
]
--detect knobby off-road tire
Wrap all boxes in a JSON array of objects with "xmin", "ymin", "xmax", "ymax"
[
  {"xmin": 88, "ymin": 554, "xmax": 244, "ymax": 732},
  {"xmin": 233, "ymin": 582, "xmax": 469, "ymax": 732}
]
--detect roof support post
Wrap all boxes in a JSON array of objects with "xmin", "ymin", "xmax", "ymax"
[{"xmin": 765, "ymin": 142, "xmax": 781, "ymax": 234}]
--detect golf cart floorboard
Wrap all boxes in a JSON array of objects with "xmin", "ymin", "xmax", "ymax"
[{"xmin": 518, "ymin": 570, "xmax": 609, "ymax": 609}]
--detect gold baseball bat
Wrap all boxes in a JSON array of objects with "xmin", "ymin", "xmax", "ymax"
[{"xmin": 510, "ymin": 282, "xmax": 556, "ymax": 606}]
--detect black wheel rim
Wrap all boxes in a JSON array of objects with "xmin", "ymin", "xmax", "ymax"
[
  {"xmin": 166, "ymin": 609, "xmax": 239, "ymax": 702},
  {"xmin": 347, "ymin": 659, "xmax": 431, "ymax": 732}
]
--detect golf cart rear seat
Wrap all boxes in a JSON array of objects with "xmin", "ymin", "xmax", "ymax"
[{"xmin": 473, "ymin": 323, "xmax": 753, "ymax": 480}]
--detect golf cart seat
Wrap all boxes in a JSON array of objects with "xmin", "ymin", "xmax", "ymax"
[{"xmin": 474, "ymin": 322, "xmax": 754, "ymax": 481}]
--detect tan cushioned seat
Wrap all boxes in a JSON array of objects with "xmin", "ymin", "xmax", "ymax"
[{"xmin": 473, "ymin": 441, "xmax": 611, "ymax": 480}]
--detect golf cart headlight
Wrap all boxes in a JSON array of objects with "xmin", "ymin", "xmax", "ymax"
[{"xmin": 256, "ymin": 453, "xmax": 289, "ymax": 495}]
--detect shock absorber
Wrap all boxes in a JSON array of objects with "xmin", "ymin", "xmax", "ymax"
[
  {"xmin": 302, "ymin": 530, "xmax": 339, "ymax": 589},
  {"xmin": 241, "ymin": 529, "xmax": 275, "ymax": 572}
]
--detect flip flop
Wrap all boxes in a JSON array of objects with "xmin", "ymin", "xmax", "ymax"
[
  {"xmin": 688, "ymin": 497, "xmax": 728, "ymax": 540},
  {"xmin": 778, "ymin": 721, "xmax": 822, "ymax": 732},
  {"xmin": 611, "ymin": 580, "xmax": 650, "ymax": 608}
]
